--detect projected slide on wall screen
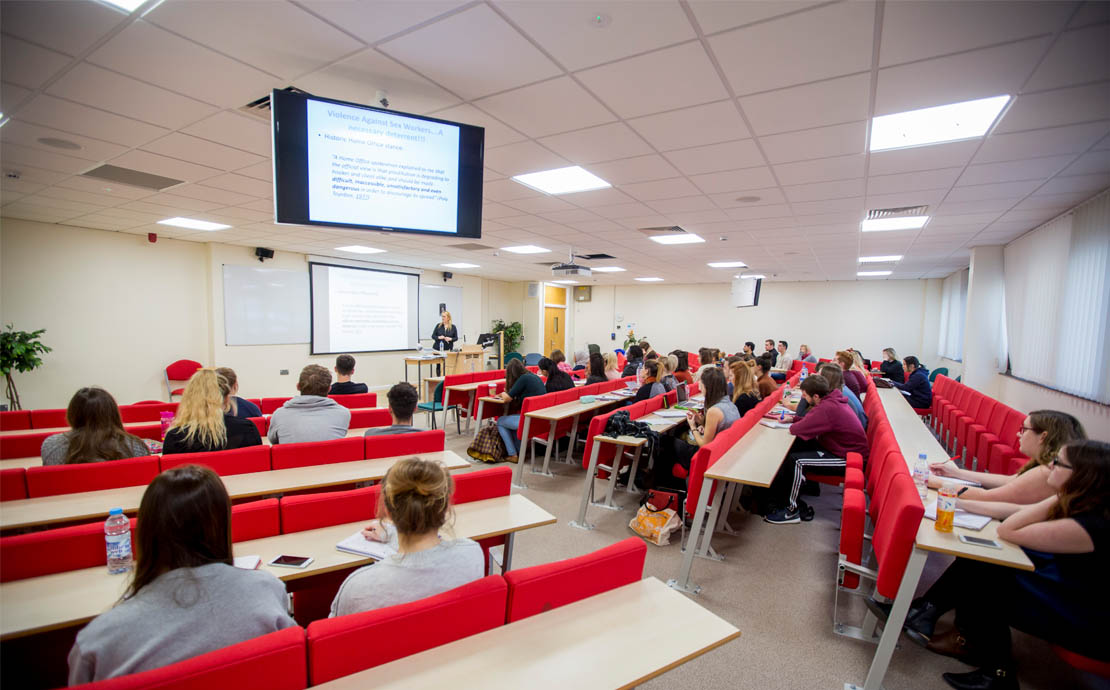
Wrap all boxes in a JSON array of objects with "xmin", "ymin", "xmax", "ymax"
[
  {"xmin": 272, "ymin": 89, "xmax": 485, "ymax": 238},
  {"xmin": 310, "ymin": 262, "xmax": 420, "ymax": 354}
]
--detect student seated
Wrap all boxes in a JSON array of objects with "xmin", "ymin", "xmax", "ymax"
[
  {"xmin": 539, "ymin": 357, "xmax": 574, "ymax": 393},
  {"xmin": 621, "ymin": 345, "xmax": 645, "ymax": 377},
  {"xmin": 755, "ymin": 355, "xmax": 777, "ymax": 398},
  {"xmin": 771, "ymin": 340, "xmax": 793, "ymax": 381},
  {"xmin": 742, "ymin": 341, "xmax": 756, "ymax": 356},
  {"xmin": 692, "ymin": 347, "xmax": 717, "ymax": 383},
  {"xmin": 365, "ymin": 383, "xmax": 421, "ymax": 436},
  {"xmin": 798, "ymin": 344, "xmax": 818, "ymax": 363},
  {"xmin": 790, "ymin": 363, "xmax": 867, "ymax": 430},
  {"xmin": 835, "ymin": 350, "xmax": 867, "ymax": 398},
  {"xmin": 878, "ymin": 347, "xmax": 905, "ymax": 382},
  {"xmin": 268, "ymin": 365, "xmax": 351, "ymax": 445},
  {"xmin": 660, "ymin": 354, "xmax": 679, "ymax": 392},
  {"xmin": 214, "ymin": 367, "xmax": 261, "ymax": 418},
  {"xmin": 891, "ymin": 355, "xmax": 932, "ymax": 408},
  {"xmin": 330, "ymin": 457, "xmax": 484, "ymax": 616},
  {"xmin": 496, "ymin": 359, "xmax": 545, "ymax": 463},
  {"xmin": 904, "ymin": 440, "xmax": 1110, "ymax": 690},
  {"xmin": 729, "ymin": 360, "xmax": 761, "ymax": 417},
  {"xmin": 163, "ymin": 370, "xmax": 262, "ymax": 454},
  {"xmin": 632, "ymin": 359, "xmax": 666, "ymax": 403},
  {"xmin": 764, "ymin": 375, "xmax": 868, "ymax": 524},
  {"xmin": 638, "ymin": 339, "xmax": 655, "ymax": 358},
  {"xmin": 550, "ymin": 349, "xmax": 574, "ymax": 375},
  {"xmin": 572, "ymin": 349, "xmax": 589, "ymax": 371},
  {"xmin": 329, "ymin": 354, "xmax": 369, "ymax": 395},
  {"xmin": 603, "ymin": 351, "xmax": 622, "ymax": 381},
  {"xmin": 670, "ymin": 350, "xmax": 692, "ymax": 384},
  {"xmin": 68, "ymin": 465, "xmax": 295, "ymax": 683},
  {"xmin": 652, "ymin": 367, "xmax": 739, "ymax": 488},
  {"xmin": 763, "ymin": 339, "xmax": 778, "ymax": 367},
  {"xmin": 585, "ymin": 352, "xmax": 608, "ymax": 385},
  {"xmin": 41, "ymin": 387, "xmax": 151, "ymax": 466}
]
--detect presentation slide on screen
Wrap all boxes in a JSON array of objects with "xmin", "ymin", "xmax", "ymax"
[
  {"xmin": 311, "ymin": 263, "xmax": 420, "ymax": 353},
  {"xmin": 306, "ymin": 99, "xmax": 460, "ymax": 232}
]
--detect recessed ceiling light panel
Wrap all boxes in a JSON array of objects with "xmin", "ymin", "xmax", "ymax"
[
  {"xmin": 858, "ymin": 270, "xmax": 893, "ymax": 277},
  {"xmin": 707, "ymin": 261, "xmax": 747, "ymax": 268},
  {"xmin": 858, "ymin": 255, "xmax": 903, "ymax": 263},
  {"xmin": 98, "ymin": 0, "xmax": 148, "ymax": 12},
  {"xmin": 552, "ymin": 279, "xmax": 578, "ymax": 284},
  {"xmin": 157, "ymin": 217, "xmax": 230, "ymax": 231},
  {"xmin": 335, "ymin": 245, "xmax": 386, "ymax": 254},
  {"xmin": 870, "ymin": 95, "xmax": 1010, "ymax": 152},
  {"xmin": 591, "ymin": 266, "xmax": 626, "ymax": 272},
  {"xmin": 501, "ymin": 245, "xmax": 550, "ymax": 254},
  {"xmin": 512, "ymin": 166, "xmax": 611, "ymax": 195},
  {"xmin": 649, "ymin": 234, "xmax": 704, "ymax": 245},
  {"xmin": 635, "ymin": 277, "xmax": 664, "ymax": 282},
  {"xmin": 860, "ymin": 216, "xmax": 928, "ymax": 232},
  {"xmin": 441, "ymin": 262, "xmax": 479, "ymax": 268}
]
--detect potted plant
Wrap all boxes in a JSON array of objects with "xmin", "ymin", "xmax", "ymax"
[
  {"xmin": 622, "ymin": 329, "xmax": 643, "ymax": 352},
  {"xmin": 491, "ymin": 319, "xmax": 523, "ymax": 354},
  {"xmin": 1, "ymin": 325, "xmax": 52, "ymax": 410}
]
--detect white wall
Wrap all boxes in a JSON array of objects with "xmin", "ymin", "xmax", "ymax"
[
  {"xmin": 0, "ymin": 219, "xmax": 522, "ymax": 408},
  {"xmin": 995, "ymin": 374, "xmax": 1110, "ymax": 443},
  {"xmin": 571, "ymin": 279, "xmax": 943, "ymax": 365}
]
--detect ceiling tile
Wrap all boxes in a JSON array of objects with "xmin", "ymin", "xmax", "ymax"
[
  {"xmin": 199, "ymin": 173, "xmax": 271, "ymax": 198},
  {"xmin": 773, "ymin": 154, "xmax": 865, "ymax": 186},
  {"xmin": 784, "ymin": 178, "xmax": 866, "ymax": 203},
  {"xmin": 298, "ymin": 0, "xmax": 469, "ymax": 44},
  {"xmin": 475, "ymin": 77, "xmax": 614, "ymax": 138},
  {"xmin": 141, "ymin": 133, "xmax": 266, "ymax": 171},
  {"xmin": 739, "ymin": 72, "xmax": 870, "ymax": 137},
  {"xmin": 559, "ymin": 187, "xmax": 635, "ymax": 208},
  {"xmin": 0, "ymin": 120, "xmax": 128, "ymax": 162},
  {"xmin": 646, "ymin": 195, "xmax": 718, "ymax": 215},
  {"xmin": 46, "ymin": 63, "xmax": 217, "ymax": 130},
  {"xmin": 147, "ymin": 0, "xmax": 364, "ymax": 80},
  {"xmin": 1060, "ymin": 150, "xmax": 1110, "ymax": 176},
  {"xmin": 590, "ymin": 154, "xmax": 682, "ymax": 185},
  {"xmin": 874, "ymin": 38, "xmax": 1049, "ymax": 117},
  {"xmin": 0, "ymin": 0, "xmax": 124, "ymax": 57},
  {"xmin": 627, "ymin": 100, "xmax": 748, "ymax": 151},
  {"xmin": 1025, "ymin": 25, "xmax": 1110, "ymax": 92},
  {"xmin": 378, "ymin": 4, "xmax": 561, "ymax": 100},
  {"xmin": 867, "ymin": 167, "xmax": 963, "ymax": 196},
  {"xmin": 995, "ymin": 82, "xmax": 1110, "ymax": 134},
  {"xmin": 760, "ymin": 121, "xmax": 866, "ymax": 164},
  {"xmin": 502, "ymin": 195, "xmax": 575, "ymax": 214},
  {"xmin": 497, "ymin": 0, "xmax": 696, "ymax": 71},
  {"xmin": 52, "ymin": 175, "xmax": 155, "ymax": 200},
  {"xmin": 709, "ymin": 187, "xmax": 787, "ymax": 209},
  {"xmin": 710, "ymin": 1, "xmax": 875, "ymax": 95},
  {"xmin": 1037, "ymin": 172, "xmax": 1110, "ymax": 196},
  {"xmin": 182, "ymin": 111, "xmax": 272, "ymax": 156},
  {"xmin": 664, "ymin": 139, "xmax": 762, "ymax": 175},
  {"xmin": 586, "ymin": 201, "xmax": 655, "ymax": 219},
  {"xmin": 879, "ymin": 1, "xmax": 1069, "ymax": 67},
  {"xmin": 956, "ymin": 155, "xmax": 1075, "ymax": 186},
  {"xmin": 945, "ymin": 179, "xmax": 1042, "ymax": 203},
  {"xmin": 110, "ymin": 149, "xmax": 223, "ymax": 183},
  {"xmin": 688, "ymin": 1, "xmax": 826, "ymax": 35},
  {"xmin": 14, "ymin": 95, "xmax": 170, "ymax": 147},
  {"xmin": 619, "ymin": 177, "xmax": 702, "ymax": 201},
  {"xmin": 484, "ymin": 140, "xmax": 569, "ymax": 176},
  {"xmin": 868, "ymin": 140, "xmax": 979, "ymax": 176},
  {"xmin": 425, "ymin": 103, "xmax": 527, "ymax": 148},
  {"xmin": 165, "ymin": 183, "xmax": 257, "ymax": 206},
  {"xmin": 975, "ymin": 121, "xmax": 1110, "ymax": 164},
  {"xmin": 1068, "ymin": 1, "xmax": 1110, "ymax": 29},
  {"xmin": 483, "ymin": 178, "xmax": 543, "ymax": 202},
  {"xmin": 1, "ymin": 36, "xmax": 71, "ymax": 91},
  {"xmin": 576, "ymin": 41, "xmax": 729, "ymax": 118},
  {"xmin": 539, "ymin": 122, "xmax": 652, "ymax": 164},
  {"xmin": 236, "ymin": 160, "xmax": 273, "ymax": 182},
  {"xmin": 1, "ymin": 141, "xmax": 96, "ymax": 174},
  {"xmin": 1, "ymin": 82, "xmax": 34, "ymax": 113},
  {"xmin": 689, "ymin": 166, "xmax": 777, "ymax": 194},
  {"xmin": 34, "ymin": 186, "xmax": 119, "ymax": 208},
  {"xmin": 295, "ymin": 48, "xmax": 462, "ymax": 116}
]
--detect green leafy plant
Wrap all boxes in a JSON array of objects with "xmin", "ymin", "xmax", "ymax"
[
  {"xmin": 491, "ymin": 319, "xmax": 523, "ymax": 354},
  {"xmin": 1, "ymin": 324, "xmax": 52, "ymax": 410},
  {"xmin": 622, "ymin": 329, "xmax": 643, "ymax": 351}
]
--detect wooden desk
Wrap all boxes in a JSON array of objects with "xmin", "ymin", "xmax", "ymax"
[
  {"xmin": 0, "ymin": 451, "xmax": 468, "ymax": 531},
  {"xmin": 314, "ymin": 577, "xmax": 740, "ymax": 690},
  {"xmin": 516, "ymin": 396, "xmax": 622, "ymax": 488},
  {"xmin": 0, "ymin": 494, "xmax": 555, "ymax": 640},
  {"xmin": 849, "ymin": 388, "xmax": 1033, "ymax": 690},
  {"xmin": 442, "ymin": 380, "xmax": 496, "ymax": 433},
  {"xmin": 403, "ymin": 354, "xmax": 445, "ymax": 398},
  {"xmin": 261, "ymin": 425, "xmax": 375, "ymax": 445},
  {"xmin": 423, "ymin": 376, "xmax": 444, "ymax": 404},
  {"xmin": 0, "ymin": 457, "xmax": 43, "ymax": 470}
]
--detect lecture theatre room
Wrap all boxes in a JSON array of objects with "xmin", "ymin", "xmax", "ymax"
[{"xmin": 1, "ymin": 1, "xmax": 1108, "ymax": 688}]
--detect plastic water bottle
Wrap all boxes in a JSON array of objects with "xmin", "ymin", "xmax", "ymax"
[
  {"xmin": 913, "ymin": 453, "xmax": 930, "ymax": 503},
  {"xmin": 159, "ymin": 411, "xmax": 174, "ymax": 441},
  {"xmin": 800, "ymin": 365, "xmax": 808, "ymax": 382},
  {"xmin": 105, "ymin": 508, "xmax": 133, "ymax": 574}
]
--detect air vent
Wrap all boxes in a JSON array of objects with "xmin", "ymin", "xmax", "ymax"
[
  {"xmin": 578, "ymin": 253, "xmax": 616, "ymax": 260},
  {"xmin": 637, "ymin": 225, "xmax": 685, "ymax": 235},
  {"xmin": 448, "ymin": 242, "xmax": 493, "ymax": 251},
  {"xmin": 80, "ymin": 164, "xmax": 183, "ymax": 191},
  {"xmin": 238, "ymin": 86, "xmax": 311, "ymax": 120},
  {"xmin": 866, "ymin": 205, "xmax": 929, "ymax": 220}
]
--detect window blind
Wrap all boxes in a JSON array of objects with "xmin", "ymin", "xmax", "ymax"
[{"xmin": 937, "ymin": 269, "xmax": 968, "ymax": 361}]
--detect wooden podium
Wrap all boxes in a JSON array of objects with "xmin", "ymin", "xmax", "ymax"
[{"xmin": 444, "ymin": 346, "xmax": 484, "ymax": 375}]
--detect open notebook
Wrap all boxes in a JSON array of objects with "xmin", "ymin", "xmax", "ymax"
[
  {"xmin": 923, "ymin": 503, "xmax": 992, "ymax": 531},
  {"xmin": 336, "ymin": 531, "xmax": 399, "ymax": 560}
]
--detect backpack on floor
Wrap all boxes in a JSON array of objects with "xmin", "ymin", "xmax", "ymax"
[{"xmin": 467, "ymin": 419, "xmax": 507, "ymax": 464}]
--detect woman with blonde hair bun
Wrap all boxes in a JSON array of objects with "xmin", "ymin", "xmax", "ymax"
[
  {"xmin": 330, "ymin": 457, "xmax": 483, "ymax": 616},
  {"xmin": 162, "ymin": 369, "xmax": 261, "ymax": 454}
]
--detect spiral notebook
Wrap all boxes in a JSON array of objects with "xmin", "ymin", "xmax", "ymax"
[{"xmin": 336, "ymin": 532, "xmax": 398, "ymax": 560}]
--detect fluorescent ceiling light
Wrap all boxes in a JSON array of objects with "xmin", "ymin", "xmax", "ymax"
[
  {"xmin": 591, "ymin": 266, "xmax": 626, "ymax": 273},
  {"xmin": 99, "ymin": 0, "xmax": 147, "ymax": 11},
  {"xmin": 859, "ymin": 255, "xmax": 903, "ymax": 263},
  {"xmin": 649, "ymin": 234, "xmax": 704, "ymax": 245},
  {"xmin": 512, "ymin": 166, "xmax": 611, "ymax": 195},
  {"xmin": 552, "ymin": 279, "xmax": 578, "ymax": 284},
  {"xmin": 441, "ymin": 262, "xmax": 479, "ymax": 268},
  {"xmin": 707, "ymin": 261, "xmax": 747, "ymax": 268},
  {"xmin": 635, "ymin": 277, "xmax": 664, "ymax": 282},
  {"xmin": 501, "ymin": 245, "xmax": 550, "ymax": 254},
  {"xmin": 335, "ymin": 245, "xmax": 386, "ymax": 254},
  {"xmin": 860, "ymin": 216, "xmax": 928, "ymax": 232},
  {"xmin": 858, "ymin": 270, "xmax": 893, "ymax": 277},
  {"xmin": 870, "ymin": 95, "xmax": 1010, "ymax": 152},
  {"xmin": 157, "ymin": 217, "xmax": 230, "ymax": 231}
]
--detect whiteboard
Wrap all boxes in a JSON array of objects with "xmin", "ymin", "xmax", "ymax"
[
  {"xmin": 222, "ymin": 265, "xmax": 310, "ymax": 345},
  {"xmin": 419, "ymin": 284, "xmax": 463, "ymax": 342}
]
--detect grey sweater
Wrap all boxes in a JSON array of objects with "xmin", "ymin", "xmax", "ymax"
[
  {"xmin": 67, "ymin": 563, "xmax": 295, "ymax": 684},
  {"xmin": 267, "ymin": 395, "xmax": 351, "ymax": 444},
  {"xmin": 329, "ymin": 524, "xmax": 484, "ymax": 617},
  {"xmin": 41, "ymin": 432, "xmax": 150, "ymax": 466}
]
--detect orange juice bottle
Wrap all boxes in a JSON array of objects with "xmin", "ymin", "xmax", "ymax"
[{"xmin": 935, "ymin": 481, "xmax": 957, "ymax": 533}]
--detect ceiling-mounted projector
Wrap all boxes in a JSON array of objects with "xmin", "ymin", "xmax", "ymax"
[{"xmin": 552, "ymin": 247, "xmax": 592, "ymax": 277}]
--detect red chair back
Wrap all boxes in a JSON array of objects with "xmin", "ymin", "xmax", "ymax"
[
  {"xmin": 270, "ymin": 437, "xmax": 364, "ymax": 470},
  {"xmin": 349, "ymin": 408, "xmax": 391, "ymax": 430},
  {"xmin": 126, "ymin": 423, "xmax": 163, "ymax": 441},
  {"xmin": 504, "ymin": 538, "xmax": 646, "ymax": 622},
  {"xmin": 248, "ymin": 416, "xmax": 269, "ymax": 436},
  {"xmin": 260, "ymin": 397, "xmax": 293, "ymax": 414},
  {"xmin": 280, "ymin": 485, "xmax": 380, "ymax": 533},
  {"xmin": 0, "ymin": 430, "xmax": 53, "ymax": 459},
  {"xmin": 0, "ymin": 468, "xmax": 27, "ymax": 501},
  {"xmin": 871, "ymin": 473, "xmax": 925, "ymax": 599},
  {"xmin": 119, "ymin": 403, "xmax": 178, "ymax": 423},
  {"xmin": 231, "ymin": 498, "xmax": 281, "ymax": 542},
  {"xmin": 71, "ymin": 626, "xmax": 307, "ymax": 690},
  {"xmin": 306, "ymin": 576, "xmax": 507, "ymax": 685},
  {"xmin": 29, "ymin": 408, "xmax": 67, "ymax": 429},
  {"xmin": 451, "ymin": 466, "xmax": 512, "ymax": 504},
  {"xmin": 328, "ymin": 393, "xmax": 378, "ymax": 409},
  {"xmin": 26, "ymin": 457, "xmax": 160, "ymax": 498},
  {"xmin": 165, "ymin": 359, "xmax": 203, "ymax": 399},
  {"xmin": 160, "ymin": 445, "xmax": 272, "ymax": 476},
  {"xmin": 840, "ymin": 487, "xmax": 867, "ymax": 589},
  {"xmin": 364, "ymin": 430, "xmax": 444, "ymax": 459},
  {"xmin": 0, "ymin": 410, "xmax": 32, "ymax": 431}
]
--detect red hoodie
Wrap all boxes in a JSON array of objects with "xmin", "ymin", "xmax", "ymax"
[{"xmin": 790, "ymin": 389, "xmax": 868, "ymax": 459}]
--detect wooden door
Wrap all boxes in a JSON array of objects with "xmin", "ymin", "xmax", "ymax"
[{"xmin": 544, "ymin": 307, "xmax": 565, "ymax": 357}]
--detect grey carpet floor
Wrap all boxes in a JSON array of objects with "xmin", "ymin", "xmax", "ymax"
[{"xmin": 424, "ymin": 417, "xmax": 1101, "ymax": 690}]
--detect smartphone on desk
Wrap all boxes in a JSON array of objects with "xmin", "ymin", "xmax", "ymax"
[
  {"xmin": 268, "ymin": 554, "xmax": 314, "ymax": 568},
  {"xmin": 957, "ymin": 535, "xmax": 1001, "ymax": 549}
]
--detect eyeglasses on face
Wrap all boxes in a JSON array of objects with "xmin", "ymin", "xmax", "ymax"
[
  {"xmin": 1019, "ymin": 425, "xmax": 1039, "ymax": 435},
  {"xmin": 1050, "ymin": 457, "xmax": 1074, "ymax": 470}
]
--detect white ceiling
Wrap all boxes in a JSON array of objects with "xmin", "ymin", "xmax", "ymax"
[{"xmin": 1, "ymin": 0, "xmax": 1108, "ymax": 285}]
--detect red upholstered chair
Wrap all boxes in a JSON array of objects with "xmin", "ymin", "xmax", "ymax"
[
  {"xmin": 504, "ymin": 538, "xmax": 646, "ymax": 622},
  {"xmin": 260, "ymin": 397, "xmax": 292, "ymax": 414},
  {"xmin": 248, "ymin": 416, "xmax": 268, "ymax": 436},
  {"xmin": 230, "ymin": 498, "xmax": 281, "ymax": 542},
  {"xmin": 0, "ymin": 410, "xmax": 32, "ymax": 431},
  {"xmin": 127, "ymin": 422, "xmax": 164, "ymax": 441},
  {"xmin": 306, "ymin": 576, "xmax": 507, "ymax": 685},
  {"xmin": 839, "ymin": 487, "xmax": 866, "ymax": 589},
  {"xmin": 364, "ymin": 429, "xmax": 444, "ymax": 459},
  {"xmin": 0, "ymin": 468, "xmax": 27, "ymax": 501},
  {"xmin": 348, "ymin": 407, "xmax": 391, "ymax": 430},
  {"xmin": 581, "ymin": 411, "xmax": 621, "ymax": 481},
  {"xmin": 869, "ymin": 474, "xmax": 925, "ymax": 599},
  {"xmin": 643, "ymin": 395, "xmax": 663, "ymax": 413},
  {"xmin": 328, "ymin": 392, "xmax": 378, "ymax": 409},
  {"xmin": 270, "ymin": 437, "xmax": 364, "ymax": 470},
  {"xmin": 26, "ymin": 456, "xmax": 160, "ymax": 498},
  {"xmin": 29, "ymin": 408, "xmax": 67, "ymax": 429},
  {"xmin": 70, "ymin": 626, "xmax": 307, "ymax": 690},
  {"xmin": 160, "ymin": 445, "xmax": 272, "ymax": 476},
  {"xmin": 664, "ymin": 389, "xmax": 678, "ymax": 407},
  {"xmin": 164, "ymin": 359, "xmax": 203, "ymax": 402},
  {"xmin": 0, "ymin": 430, "xmax": 53, "ymax": 459},
  {"xmin": 451, "ymin": 467, "xmax": 513, "ymax": 574},
  {"xmin": 119, "ymin": 402, "xmax": 177, "ymax": 423}
]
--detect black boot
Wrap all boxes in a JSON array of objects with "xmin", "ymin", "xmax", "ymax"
[
  {"xmin": 942, "ymin": 667, "xmax": 1018, "ymax": 690},
  {"xmin": 904, "ymin": 600, "xmax": 941, "ymax": 646}
]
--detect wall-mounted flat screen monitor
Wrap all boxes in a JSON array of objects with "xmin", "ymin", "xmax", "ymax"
[
  {"xmin": 272, "ymin": 89, "xmax": 484, "ymax": 238},
  {"xmin": 730, "ymin": 277, "xmax": 762, "ymax": 308}
]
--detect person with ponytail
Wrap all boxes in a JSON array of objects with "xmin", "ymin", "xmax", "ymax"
[
  {"xmin": 41, "ymin": 387, "xmax": 151, "ymax": 465},
  {"xmin": 729, "ymin": 360, "xmax": 761, "ymax": 417},
  {"xmin": 330, "ymin": 458, "xmax": 483, "ymax": 615},
  {"xmin": 162, "ymin": 369, "xmax": 262, "ymax": 454}
]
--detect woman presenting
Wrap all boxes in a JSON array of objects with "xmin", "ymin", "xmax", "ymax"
[{"xmin": 430, "ymin": 311, "xmax": 458, "ymax": 375}]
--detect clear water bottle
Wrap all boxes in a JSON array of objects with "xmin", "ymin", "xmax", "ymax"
[
  {"xmin": 800, "ymin": 364, "xmax": 808, "ymax": 382},
  {"xmin": 105, "ymin": 508, "xmax": 133, "ymax": 574},
  {"xmin": 913, "ymin": 453, "xmax": 930, "ymax": 503}
]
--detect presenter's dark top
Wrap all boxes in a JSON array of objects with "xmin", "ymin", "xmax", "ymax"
[
  {"xmin": 431, "ymin": 323, "xmax": 459, "ymax": 351},
  {"xmin": 330, "ymin": 381, "xmax": 369, "ymax": 395}
]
